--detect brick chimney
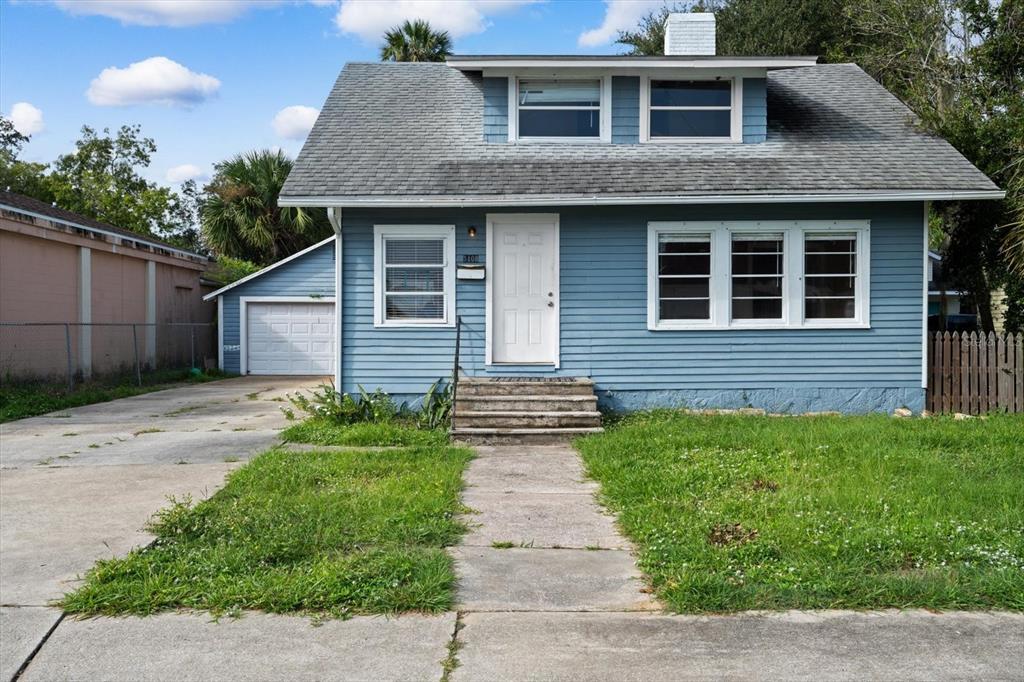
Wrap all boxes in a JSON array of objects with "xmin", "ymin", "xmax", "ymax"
[{"xmin": 664, "ymin": 13, "xmax": 716, "ymax": 56}]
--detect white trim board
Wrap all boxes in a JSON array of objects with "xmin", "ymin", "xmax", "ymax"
[
  {"xmin": 238, "ymin": 296, "xmax": 336, "ymax": 376},
  {"xmin": 485, "ymin": 213, "xmax": 561, "ymax": 368},
  {"xmin": 278, "ymin": 190, "xmax": 1005, "ymax": 208},
  {"xmin": 203, "ymin": 236, "xmax": 336, "ymax": 301}
]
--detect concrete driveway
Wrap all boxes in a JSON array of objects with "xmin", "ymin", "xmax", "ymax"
[{"xmin": 0, "ymin": 376, "xmax": 318, "ymax": 679}]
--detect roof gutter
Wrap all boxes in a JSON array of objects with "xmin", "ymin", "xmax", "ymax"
[
  {"xmin": 0, "ymin": 202, "xmax": 205, "ymax": 261},
  {"xmin": 279, "ymin": 190, "xmax": 1005, "ymax": 208}
]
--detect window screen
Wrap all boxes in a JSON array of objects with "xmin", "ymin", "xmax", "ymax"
[
  {"xmin": 518, "ymin": 79, "xmax": 601, "ymax": 138},
  {"xmin": 649, "ymin": 80, "xmax": 732, "ymax": 138},
  {"xmin": 657, "ymin": 233, "xmax": 712, "ymax": 321},
  {"xmin": 383, "ymin": 237, "xmax": 446, "ymax": 321},
  {"xmin": 732, "ymin": 234, "xmax": 784, "ymax": 320},
  {"xmin": 804, "ymin": 235, "xmax": 857, "ymax": 319}
]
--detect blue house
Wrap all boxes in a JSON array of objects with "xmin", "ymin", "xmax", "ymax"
[{"xmin": 205, "ymin": 13, "xmax": 1002, "ymax": 430}]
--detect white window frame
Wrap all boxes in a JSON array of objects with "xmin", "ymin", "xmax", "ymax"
[
  {"xmin": 647, "ymin": 220, "xmax": 870, "ymax": 331},
  {"xmin": 373, "ymin": 224, "xmax": 456, "ymax": 328},
  {"xmin": 509, "ymin": 76, "xmax": 612, "ymax": 144},
  {"xmin": 640, "ymin": 76, "xmax": 743, "ymax": 144}
]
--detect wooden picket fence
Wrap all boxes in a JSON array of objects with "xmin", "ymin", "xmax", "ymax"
[{"xmin": 926, "ymin": 331, "xmax": 1023, "ymax": 414}]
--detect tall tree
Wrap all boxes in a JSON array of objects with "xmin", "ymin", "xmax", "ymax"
[
  {"xmin": 0, "ymin": 116, "xmax": 53, "ymax": 202},
  {"xmin": 380, "ymin": 19, "xmax": 453, "ymax": 62},
  {"xmin": 201, "ymin": 149, "xmax": 331, "ymax": 265},
  {"xmin": 47, "ymin": 125, "xmax": 186, "ymax": 239},
  {"xmin": 616, "ymin": 0, "xmax": 848, "ymax": 57}
]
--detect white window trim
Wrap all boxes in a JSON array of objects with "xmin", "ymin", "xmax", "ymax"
[
  {"xmin": 640, "ymin": 76, "xmax": 743, "ymax": 144},
  {"xmin": 647, "ymin": 220, "xmax": 871, "ymax": 331},
  {"xmin": 509, "ymin": 75, "xmax": 611, "ymax": 144},
  {"xmin": 373, "ymin": 224, "xmax": 456, "ymax": 328},
  {"xmin": 238, "ymin": 295, "xmax": 336, "ymax": 376}
]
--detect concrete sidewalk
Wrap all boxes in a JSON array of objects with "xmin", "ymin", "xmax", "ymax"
[{"xmin": 447, "ymin": 444, "xmax": 1024, "ymax": 681}]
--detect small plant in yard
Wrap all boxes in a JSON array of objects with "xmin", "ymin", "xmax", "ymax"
[{"xmin": 282, "ymin": 380, "xmax": 453, "ymax": 447}]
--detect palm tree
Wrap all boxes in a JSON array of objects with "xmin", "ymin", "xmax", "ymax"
[
  {"xmin": 201, "ymin": 150, "xmax": 331, "ymax": 266},
  {"xmin": 380, "ymin": 19, "xmax": 453, "ymax": 62}
]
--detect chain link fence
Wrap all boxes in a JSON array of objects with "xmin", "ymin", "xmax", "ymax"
[{"xmin": 0, "ymin": 322, "xmax": 217, "ymax": 390}]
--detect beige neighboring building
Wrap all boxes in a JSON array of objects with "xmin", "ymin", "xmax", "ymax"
[{"xmin": 0, "ymin": 190, "xmax": 213, "ymax": 380}]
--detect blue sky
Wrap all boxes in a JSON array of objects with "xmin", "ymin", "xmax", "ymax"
[{"xmin": 0, "ymin": 0, "xmax": 665, "ymax": 187}]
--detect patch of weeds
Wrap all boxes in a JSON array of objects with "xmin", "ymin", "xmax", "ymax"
[
  {"xmin": 440, "ymin": 614, "xmax": 465, "ymax": 682},
  {"xmin": 134, "ymin": 428, "xmax": 164, "ymax": 436},
  {"xmin": 165, "ymin": 404, "xmax": 205, "ymax": 417},
  {"xmin": 708, "ymin": 523, "xmax": 759, "ymax": 547},
  {"xmin": 246, "ymin": 392, "xmax": 261, "ymax": 401},
  {"xmin": 88, "ymin": 444, "xmax": 100, "ymax": 449},
  {"xmin": 585, "ymin": 545, "xmax": 605, "ymax": 551},
  {"xmin": 62, "ymin": 432, "xmax": 78, "ymax": 437},
  {"xmin": 491, "ymin": 541, "xmax": 515, "ymax": 549},
  {"xmin": 175, "ymin": 459, "xmax": 190, "ymax": 465},
  {"xmin": 751, "ymin": 479, "xmax": 779, "ymax": 492},
  {"xmin": 37, "ymin": 457, "xmax": 53, "ymax": 466},
  {"xmin": 58, "ymin": 455, "xmax": 72, "ymax": 460},
  {"xmin": 223, "ymin": 456, "xmax": 240, "ymax": 463},
  {"xmin": 231, "ymin": 427, "xmax": 249, "ymax": 432}
]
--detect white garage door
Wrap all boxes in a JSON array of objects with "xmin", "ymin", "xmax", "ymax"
[{"xmin": 245, "ymin": 302, "xmax": 335, "ymax": 375}]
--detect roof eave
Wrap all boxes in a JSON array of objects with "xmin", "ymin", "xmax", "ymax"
[
  {"xmin": 202, "ymin": 235, "xmax": 336, "ymax": 301},
  {"xmin": 278, "ymin": 189, "xmax": 1005, "ymax": 209},
  {"xmin": 446, "ymin": 56, "xmax": 819, "ymax": 70}
]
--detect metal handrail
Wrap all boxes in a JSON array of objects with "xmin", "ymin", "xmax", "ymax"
[{"xmin": 451, "ymin": 315, "xmax": 462, "ymax": 428}]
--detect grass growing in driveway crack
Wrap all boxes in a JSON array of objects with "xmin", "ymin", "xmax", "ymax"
[
  {"xmin": 61, "ymin": 443, "xmax": 473, "ymax": 617},
  {"xmin": 577, "ymin": 411, "xmax": 1024, "ymax": 613}
]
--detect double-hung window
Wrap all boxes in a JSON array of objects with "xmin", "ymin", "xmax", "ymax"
[
  {"xmin": 656, "ymin": 232, "xmax": 713, "ymax": 322},
  {"xmin": 648, "ymin": 221, "xmax": 869, "ymax": 330},
  {"xmin": 644, "ymin": 78, "xmax": 739, "ymax": 142},
  {"xmin": 804, "ymin": 234, "xmax": 859, "ymax": 321},
  {"xmin": 516, "ymin": 79, "xmax": 602, "ymax": 139},
  {"xmin": 373, "ymin": 225, "xmax": 456, "ymax": 327},
  {"xmin": 731, "ymin": 234, "xmax": 785, "ymax": 321}
]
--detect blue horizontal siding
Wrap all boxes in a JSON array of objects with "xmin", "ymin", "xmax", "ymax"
[
  {"xmin": 219, "ymin": 240, "xmax": 336, "ymax": 373},
  {"xmin": 339, "ymin": 203, "xmax": 926, "ymax": 410},
  {"xmin": 611, "ymin": 76, "xmax": 640, "ymax": 144},
  {"xmin": 743, "ymin": 77, "xmax": 767, "ymax": 143},
  {"xmin": 482, "ymin": 77, "xmax": 508, "ymax": 143}
]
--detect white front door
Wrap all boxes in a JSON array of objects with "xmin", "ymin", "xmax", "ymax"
[{"xmin": 489, "ymin": 214, "xmax": 559, "ymax": 365}]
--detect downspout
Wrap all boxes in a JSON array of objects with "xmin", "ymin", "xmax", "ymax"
[{"xmin": 327, "ymin": 207, "xmax": 343, "ymax": 392}]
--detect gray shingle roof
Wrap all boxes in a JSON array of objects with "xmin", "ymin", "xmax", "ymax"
[{"xmin": 281, "ymin": 62, "xmax": 999, "ymax": 203}]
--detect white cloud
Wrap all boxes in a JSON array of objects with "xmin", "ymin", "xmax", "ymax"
[
  {"xmin": 272, "ymin": 105, "xmax": 320, "ymax": 140},
  {"xmin": 51, "ymin": 1, "xmax": 337, "ymax": 27},
  {"xmin": 7, "ymin": 102, "xmax": 45, "ymax": 136},
  {"xmin": 52, "ymin": 0, "xmax": 268, "ymax": 27},
  {"xmin": 87, "ymin": 57, "xmax": 221, "ymax": 107},
  {"xmin": 334, "ymin": 0, "xmax": 534, "ymax": 41},
  {"xmin": 165, "ymin": 164, "xmax": 206, "ymax": 183},
  {"xmin": 578, "ymin": 0, "xmax": 665, "ymax": 47}
]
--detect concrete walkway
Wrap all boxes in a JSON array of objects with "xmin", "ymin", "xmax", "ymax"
[{"xmin": 448, "ymin": 445, "xmax": 1024, "ymax": 681}]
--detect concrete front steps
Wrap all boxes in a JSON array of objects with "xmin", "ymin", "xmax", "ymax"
[{"xmin": 452, "ymin": 377, "xmax": 603, "ymax": 444}]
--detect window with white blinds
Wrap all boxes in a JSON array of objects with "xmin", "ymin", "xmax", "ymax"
[
  {"xmin": 373, "ymin": 225, "xmax": 456, "ymax": 327},
  {"xmin": 517, "ymin": 79, "xmax": 602, "ymax": 139},
  {"xmin": 647, "ymin": 221, "xmax": 870, "ymax": 330}
]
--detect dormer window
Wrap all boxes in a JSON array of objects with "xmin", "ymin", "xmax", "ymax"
[
  {"xmin": 641, "ymin": 77, "xmax": 742, "ymax": 143},
  {"xmin": 512, "ymin": 78, "xmax": 610, "ymax": 142}
]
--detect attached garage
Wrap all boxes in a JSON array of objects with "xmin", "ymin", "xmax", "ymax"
[
  {"xmin": 242, "ymin": 300, "xmax": 335, "ymax": 375},
  {"xmin": 203, "ymin": 237, "xmax": 336, "ymax": 376}
]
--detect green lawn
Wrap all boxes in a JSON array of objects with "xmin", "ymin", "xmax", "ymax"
[
  {"xmin": 576, "ymin": 411, "xmax": 1024, "ymax": 613},
  {"xmin": 281, "ymin": 417, "xmax": 449, "ymax": 447},
  {"xmin": 61, "ymin": 443, "xmax": 472, "ymax": 617},
  {"xmin": 0, "ymin": 369, "xmax": 225, "ymax": 423}
]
